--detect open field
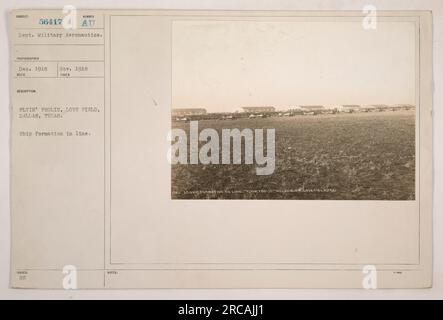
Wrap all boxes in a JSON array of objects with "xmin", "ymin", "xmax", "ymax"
[{"xmin": 171, "ymin": 110, "xmax": 415, "ymax": 200}]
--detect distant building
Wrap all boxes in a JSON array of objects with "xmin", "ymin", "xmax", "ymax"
[
  {"xmin": 241, "ymin": 106, "xmax": 275, "ymax": 113},
  {"xmin": 287, "ymin": 106, "xmax": 304, "ymax": 115},
  {"xmin": 172, "ymin": 108, "xmax": 207, "ymax": 116},
  {"xmin": 300, "ymin": 105, "xmax": 324, "ymax": 111},
  {"xmin": 287, "ymin": 106, "xmax": 302, "ymax": 111},
  {"xmin": 337, "ymin": 105, "xmax": 360, "ymax": 112}
]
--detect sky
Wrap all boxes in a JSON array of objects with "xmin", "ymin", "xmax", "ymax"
[{"xmin": 172, "ymin": 20, "xmax": 416, "ymax": 113}]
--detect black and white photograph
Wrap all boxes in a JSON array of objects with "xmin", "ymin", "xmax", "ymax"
[{"xmin": 171, "ymin": 20, "xmax": 416, "ymax": 200}]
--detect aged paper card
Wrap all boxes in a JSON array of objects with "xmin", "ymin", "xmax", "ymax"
[{"xmin": 9, "ymin": 9, "xmax": 433, "ymax": 288}]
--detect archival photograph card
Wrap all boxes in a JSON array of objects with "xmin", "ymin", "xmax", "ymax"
[{"xmin": 170, "ymin": 19, "xmax": 416, "ymax": 200}]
